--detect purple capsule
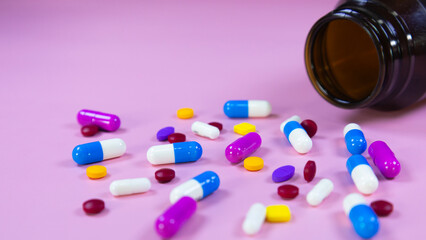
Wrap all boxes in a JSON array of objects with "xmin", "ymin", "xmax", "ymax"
[
  {"xmin": 272, "ymin": 165, "xmax": 295, "ymax": 183},
  {"xmin": 77, "ymin": 109, "xmax": 121, "ymax": 132},
  {"xmin": 155, "ymin": 196, "xmax": 197, "ymax": 238},
  {"xmin": 157, "ymin": 127, "xmax": 175, "ymax": 141},
  {"xmin": 368, "ymin": 141, "xmax": 401, "ymax": 179},
  {"xmin": 225, "ymin": 132, "xmax": 262, "ymax": 164}
]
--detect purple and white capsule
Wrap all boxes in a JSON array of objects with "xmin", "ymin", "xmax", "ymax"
[
  {"xmin": 280, "ymin": 115, "xmax": 312, "ymax": 154},
  {"xmin": 347, "ymin": 155, "xmax": 379, "ymax": 195}
]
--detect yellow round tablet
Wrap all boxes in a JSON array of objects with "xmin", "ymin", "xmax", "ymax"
[
  {"xmin": 177, "ymin": 108, "xmax": 194, "ymax": 119},
  {"xmin": 244, "ymin": 157, "xmax": 264, "ymax": 171},
  {"xmin": 266, "ymin": 205, "xmax": 291, "ymax": 222},
  {"xmin": 86, "ymin": 165, "xmax": 107, "ymax": 179}
]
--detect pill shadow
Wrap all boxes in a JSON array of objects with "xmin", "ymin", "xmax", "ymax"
[
  {"xmin": 108, "ymin": 189, "xmax": 157, "ymax": 199},
  {"xmin": 57, "ymin": 158, "xmax": 79, "ymax": 168},
  {"xmin": 334, "ymin": 137, "xmax": 351, "ymax": 158},
  {"xmin": 255, "ymin": 147, "xmax": 271, "ymax": 158},
  {"xmin": 197, "ymin": 189, "xmax": 230, "ymax": 210},
  {"xmin": 79, "ymin": 173, "xmax": 111, "ymax": 181},
  {"xmin": 171, "ymin": 213, "xmax": 206, "ymax": 238},
  {"xmin": 102, "ymin": 153, "xmax": 134, "ymax": 166},
  {"xmin": 265, "ymin": 173, "xmax": 300, "ymax": 184},
  {"xmin": 74, "ymin": 207, "xmax": 110, "ymax": 217},
  {"xmin": 331, "ymin": 211, "xmax": 359, "ymax": 240}
]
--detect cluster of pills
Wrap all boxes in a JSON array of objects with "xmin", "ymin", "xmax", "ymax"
[{"xmin": 72, "ymin": 100, "xmax": 400, "ymax": 239}]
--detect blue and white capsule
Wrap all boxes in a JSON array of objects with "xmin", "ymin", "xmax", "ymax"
[
  {"xmin": 224, "ymin": 100, "xmax": 272, "ymax": 118},
  {"xmin": 280, "ymin": 115, "xmax": 312, "ymax": 154},
  {"xmin": 72, "ymin": 138, "xmax": 126, "ymax": 165},
  {"xmin": 347, "ymin": 155, "xmax": 379, "ymax": 195},
  {"xmin": 170, "ymin": 171, "xmax": 220, "ymax": 203},
  {"xmin": 344, "ymin": 123, "xmax": 367, "ymax": 154},
  {"xmin": 147, "ymin": 141, "xmax": 203, "ymax": 165},
  {"xmin": 343, "ymin": 193, "xmax": 380, "ymax": 239}
]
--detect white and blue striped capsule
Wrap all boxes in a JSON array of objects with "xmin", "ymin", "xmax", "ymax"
[
  {"xmin": 343, "ymin": 193, "xmax": 380, "ymax": 239},
  {"xmin": 147, "ymin": 141, "xmax": 202, "ymax": 165},
  {"xmin": 224, "ymin": 100, "xmax": 272, "ymax": 118},
  {"xmin": 72, "ymin": 138, "xmax": 126, "ymax": 165},
  {"xmin": 170, "ymin": 171, "xmax": 220, "ymax": 203},
  {"xmin": 280, "ymin": 115, "xmax": 312, "ymax": 154},
  {"xmin": 344, "ymin": 123, "xmax": 367, "ymax": 154},
  {"xmin": 347, "ymin": 155, "xmax": 379, "ymax": 195}
]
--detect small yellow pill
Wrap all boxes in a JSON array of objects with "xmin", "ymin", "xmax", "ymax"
[
  {"xmin": 244, "ymin": 157, "xmax": 264, "ymax": 171},
  {"xmin": 177, "ymin": 108, "xmax": 194, "ymax": 119},
  {"xmin": 266, "ymin": 205, "xmax": 291, "ymax": 222},
  {"xmin": 234, "ymin": 122, "xmax": 256, "ymax": 135},
  {"xmin": 86, "ymin": 165, "xmax": 107, "ymax": 179}
]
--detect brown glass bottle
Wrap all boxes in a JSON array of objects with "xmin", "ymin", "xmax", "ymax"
[{"xmin": 305, "ymin": 0, "xmax": 426, "ymax": 110}]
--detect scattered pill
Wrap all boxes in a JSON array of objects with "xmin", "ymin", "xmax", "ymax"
[
  {"xmin": 109, "ymin": 177, "xmax": 151, "ymax": 196},
  {"xmin": 81, "ymin": 125, "xmax": 99, "ymax": 137},
  {"xmin": 82, "ymin": 199, "xmax": 105, "ymax": 214},
  {"xmin": 234, "ymin": 122, "xmax": 256, "ymax": 135},
  {"xmin": 224, "ymin": 100, "xmax": 272, "ymax": 118},
  {"xmin": 277, "ymin": 184, "xmax": 299, "ymax": 199},
  {"xmin": 306, "ymin": 178, "xmax": 334, "ymax": 206},
  {"xmin": 86, "ymin": 165, "xmax": 107, "ymax": 179},
  {"xmin": 368, "ymin": 141, "xmax": 401, "ymax": 179},
  {"xmin": 303, "ymin": 160, "xmax": 316, "ymax": 182},
  {"xmin": 155, "ymin": 168, "xmax": 175, "ymax": 183},
  {"xmin": 279, "ymin": 115, "xmax": 301, "ymax": 132},
  {"xmin": 168, "ymin": 133, "xmax": 186, "ymax": 143},
  {"xmin": 225, "ymin": 132, "xmax": 262, "ymax": 164},
  {"xmin": 147, "ymin": 141, "xmax": 202, "ymax": 165},
  {"xmin": 301, "ymin": 119, "xmax": 317, "ymax": 138},
  {"xmin": 281, "ymin": 116, "xmax": 312, "ymax": 154},
  {"xmin": 265, "ymin": 205, "xmax": 291, "ymax": 222},
  {"xmin": 157, "ymin": 127, "xmax": 174, "ymax": 141},
  {"xmin": 170, "ymin": 171, "xmax": 220, "ymax": 203},
  {"xmin": 347, "ymin": 155, "xmax": 379, "ymax": 195},
  {"xmin": 272, "ymin": 165, "xmax": 295, "ymax": 183},
  {"xmin": 243, "ymin": 157, "xmax": 264, "ymax": 171},
  {"xmin": 72, "ymin": 138, "xmax": 126, "ymax": 165},
  {"xmin": 208, "ymin": 122, "xmax": 223, "ymax": 131},
  {"xmin": 155, "ymin": 196, "xmax": 197, "ymax": 238},
  {"xmin": 77, "ymin": 109, "xmax": 120, "ymax": 132},
  {"xmin": 344, "ymin": 123, "xmax": 367, "ymax": 155},
  {"xmin": 191, "ymin": 121, "xmax": 220, "ymax": 139},
  {"xmin": 343, "ymin": 193, "xmax": 379, "ymax": 238},
  {"xmin": 177, "ymin": 108, "xmax": 194, "ymax": 119},
  {"xmin": 370, "ymin": 200, "xmax": 393, "ymax": 217},
  {"xmin": 242, "ymin": 203, "xmax": 266, "ymax": 235}
]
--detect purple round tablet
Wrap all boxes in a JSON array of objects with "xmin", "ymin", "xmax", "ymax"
[
  {"xmin": 272, "ymin": 165, "xmax": 295, "ymax": 183},
  {"xmin": 157, "ymin": 127, "xmax": 175, "ymax": 141}
]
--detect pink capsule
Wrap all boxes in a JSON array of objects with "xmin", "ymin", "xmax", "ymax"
[
  {"xmin": 225, "ymin": 132, "xmax": 262, "ymax": 164},
  {"xmin": 368, "ymin": 141, "xmax": 401, "ymax": 179},
  {"xmin": 77, "ymin": 109, "xmax": 121, "ymax": 132}
]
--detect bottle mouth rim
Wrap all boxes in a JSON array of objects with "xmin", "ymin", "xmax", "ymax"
[{"xmin": 305, "ymin": 10, "xmax": 388, "ymax": 109}]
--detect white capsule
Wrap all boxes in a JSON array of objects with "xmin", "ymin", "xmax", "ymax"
[
  {"xmin": 110, "ymin": 178, "xmax": 151, "ymax": 196},
  {"xmin": 343, "ymin": 193, "xmax": 367, "ymax": 215},
  {"xmin": 279, "ymin": 115, "xmax": 301, "ymax": 132},
  {"xmin": 170, "ymin": 179, "xmax": 204, "ymax": 203},
  {"xmin": 242, "ymin": 203, "xmax": 266, "ymax": 235},
  {"xmin": 191, "ymin": 121, "xmax": 220, "ymax": 139},
  {"xmin": 306, "ymin": 178, "xmax": 334, "ymax": 206},
  {"xmin": 248, "ymin": 100, "xmax": 272, "ymax": 117},
  {"xmin": 351, "ymin": 164, "xmax": 379, "ymax": 195},
  {"xmin": 288, "ymin": 128, "xmax": 313, "ymax": 154}
]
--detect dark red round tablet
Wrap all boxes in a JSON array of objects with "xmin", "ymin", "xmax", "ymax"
[
  {"xmin": 208, "ymin": 122, "xmax": 223, "ymax": 131},
  {"xmin": 168, "ymin": 133, "xmax": 186, "ymax": 143},
  {"xmin": 277, "ymin": 184, "xmax": 299, "ymax": 199},
  {"xmin": 81, "ymin": 125, "xmax": 99, "ymax": 137},
  {"xmin": 370, "ymin": 200, "xmax": 393, "ymax": 217},
  {"xmin": 155, "ymin": 168, "xmax": 175, "ymax": 183},
  {"xmin": 83, "ymin": 199, "xmax": 105, "ymax": 214},
  {"xmin": 304, "ymin": 160, "xmax": 316, "ymax": 182},
  {"xmin": 301, "ymin": 119, "xmax": 317, "ymax": 138}
]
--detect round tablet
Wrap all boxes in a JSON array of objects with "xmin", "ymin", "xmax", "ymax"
[
  {"xmin": 168, "ymin": 133, "xmax": 186, "ymax": 143},
  {"xmin": 370, "ymin": 200, "xmax": 393, "ymax": 217},
  {"xmin": 244, "ymin": 157, "xmax": 264, "ymax": 171},
  {"xmin": 301, "ymin": 119, "xmax": 317, "ymax": 138},
  {"xmin": 86, "ymin": 165, "xmax": 107, "ymax": 179},
  {"xmin": 277, "ymin": 184, "xmax": 299, "ymax": 199},
  {"xmin": 303, "ymin": 160, "xmax": 316, "ymax": 182},
  {"xmin": 83, "ymin": 199, "xmax": 105, "ymax": 214},
  {"xmin": 155, "ymin": 168, "xmax": 175, "ymax": 183},
  {"xmin": 81, "ymin": 125, "xmax": 99, "ymax": 137},
  {"xmin": 177, "ymin": 108, "xmax": 194, "ymax": 119},
  {"xmin": 208, "ymin": 122, "xmax": 223, "ymax": 131}
]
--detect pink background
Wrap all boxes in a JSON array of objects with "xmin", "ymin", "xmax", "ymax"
[{"xmin": 1, "ymin": 0, "xmax": 425, "ymax": 239}]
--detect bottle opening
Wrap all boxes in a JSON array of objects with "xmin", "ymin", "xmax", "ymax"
[{"xmin": 306, "ymin": 19, "xmax": 381, "ymax": 106}]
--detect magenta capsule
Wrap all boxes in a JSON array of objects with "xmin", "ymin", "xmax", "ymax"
[
  {"xmin": 225, "ymin": 132, "xmax": 262, "ymax": 163},
  {"xmin": 77, "ymin": 109, "xmax": 121, "ymax": 132},
  {"xmin": 368, "ymin": 141, "xmax": 401, "ymax": 179},
  {"xmin": 155, "ymin": 196, "xmax": 197, "ymax": 238}
]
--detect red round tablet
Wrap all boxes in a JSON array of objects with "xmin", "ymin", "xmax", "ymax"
[
  {"xmin": 301, "ymin": 119, "xmax": 317, "ymax": 138},
  {"xmin": 81, "ymin": 125, "xmax": 99, "ymax": 137},
  {"xmin": 208, "ymin": 122, "xmax": 223, "ymax": 131},
  {"xmin": 304, "ymin": 160, "xmax": 316, "ymax": 182},
  {"xmin": 371, "ymin": 200, "xmax": 393, "ymax": 217},
  {"xmin": 83, "ymin": 199, "xmax": 105, "ymax": 214},
  {"xmin": 168, "ymin": 133, "xmax": 186, "ymax": 143},
  {"xmin": 155, "ymin": 168, "xmax": 176, "ymax": 183},
  {"xmin": 277, "ymin": 184, "xmax": 299, "ymax": 199}
]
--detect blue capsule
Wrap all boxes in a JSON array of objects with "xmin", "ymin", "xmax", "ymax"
[
  {"xmin": 280, "ymin": 116, "xmax": 312, "ymax": 154},
  {"xmin": 344, "ymin": 123, "xmax": 367, "ymax": 154},
  {"xmin": 224, "ymin": 100, "xmax": 271, "ymax": 118},
  {"xmin": 347, "ymin": 155, "xmax": 379, "ymax": 195},
  {"xmin": 344, "ymin": 193, "xmax": 379, "ymax": 239},
  {"xmin": 170, "ymin": 171, "xmax": 220, "ymax": 203},
  {"xmin": 72, "ymin": 138, "xmax": 126, "ymax": 165},
  {"xmin": 146, "ymin": 141, "xmax": 203, "ymax": 165}
]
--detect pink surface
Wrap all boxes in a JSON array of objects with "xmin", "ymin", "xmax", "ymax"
[{"xmin": 1, "ymin": 0, "xmax": 425, "ymax": 239}]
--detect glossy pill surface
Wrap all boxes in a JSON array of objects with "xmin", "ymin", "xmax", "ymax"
[
  {"xmin": 157, "ymin": 127, "xmax": 174, "ymax": 141},
  {"xmin": 224, "ymin": 100, "xmax": 272, "ymax": 118},
  {"xmin": 266, "ymin": 205, "xmax": 291, "ymax": 222},
  {"xmin": 81, "ymin": 125, "xmax": 99, "ymax": 137},
  {"xmin": 368, "ymin": 141, "xmax": 401, "ymax": 179},
  {"xmin": 225, "ymin": 132, "xmax": 262, "ymax": 164},
  {"xmin": 177, "ymin": 108, "xmax": 194, "ymax": 119},
  {"xmin": 147, "ymin": 141, "xmax": 202, "ymax": 165},
  {"xmin": 306, "ymin": 178, "xmax": 334, "ymax": 206},
  {"xmin": 281, "ymin": 116, "xmax": 312, "ymax": 154},
  {"xmin": 301, "ymin": 119, "xmax": 317, "ymax": 138},
  {"xmin": 72, "ymin": 138, "xmax": 126, "ymax": 165},
  {"xmin": 208, "ymin": 122, "xmax": 223, "ymax": 131},
  {"xmin": 155, "ymin": 168, "xmax": 175, "ymax": 183},
  {"xmin": 343, "ymin": 193, "xmax": 379, "ymax": 238},
  {"xmin": 242, "ymin": 203, "xmax": 266, "ymax": 235},
  {"xmin": 234, "ymin": 122, "xmax": 256, "ymax": 135},
  {"xmin": 244, "ymin": 157, "xmax": 264, "ymax": 171},
  {"xmin": 170, "ymin": 171, "xmax": 220, "ymax": 203},
  {"xmin": 277, "ymin": 184, "xmax": 299, "ymax": 199},
  {"xmin": 192, "ymin": 121, "xmax": 220, "ymax": 139},
  {"xmin": 168, "ymin": 133, "xmax": 186, "ymax": 143},
  {"xmin": 82, "ymin": 199, "xmax": 105, "ymax": 214},
  {"xmin": 272, "ymin": 165, "xmax": 295, "ymax": 183},
  {"xmin": 370, "ymin": 200, "xmax": 393, "ymax": 217},
  {"xmin": 155, "ymin": 197, "xmax": 197, "ymax": 238},
  {"xmin": 304, "ymin": 160, "xmax": 316, "ymax": 182},
  {"xmin": 110, "ymin": 178, "xmax": 151, "ymax": 196},
  {"xmin": 344, "ymin": 123, "xmax": 367, "ymax": 155},
  {"xmin": 347, "ymin": 155, "xmax": 379, "ymax": 195},
  {"xmin": 86, "ymin": 165, "xmax": 107, "ymax": 179},
  {"xmin": 77, "ymin": 109, "xmax": 120, "ymax": 132}
]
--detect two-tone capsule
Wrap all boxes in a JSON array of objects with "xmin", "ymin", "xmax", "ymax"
[
  {"xmin": 225, "ymin": 132, "xmax": 262, "ymax": 164},
  {"xmin": 343, "ymin": 193, "xmax": 379, "ymax": 238},
  {"xmin": 368, "ymin": 141, "xmax": 401, "ymax": 179},
  {"xmin": 170, "ymin": 171, "xmax": 220, "ymax": 203},
  {"xmin": 347, "ymin": 155, "xmax": 379, "ymax": 195},
  {"xmin": 281, "ymin": 115, "xmax": 312, "ymax": 154},
  {"xmin": 77, "ymin": 109, "xmax": 121, "ymax": 132},
  {"xmin": 224, "ymin": 100, "xmax": 272, "ymax": 118},
  {"xmin": 191, "ymin": 121, "xmax": 220, "ymax": 139},
  {"xmin": 306, "ymin": 178, "xmax": 334, "ymax": 206},
  {"xmin": 242, "ymin": 203, "xmax": 266, "ymax": 235},
  {"xmin": 344, "ymin": 123, "xmax": 367, "ymax": 154},
  {"xmin": 147, "ymin": 141, "xmax": 202, "ymax": 165},
  {"xmin": 72, "ymin": 138, "xmax": 126, "ymax": 165}
]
